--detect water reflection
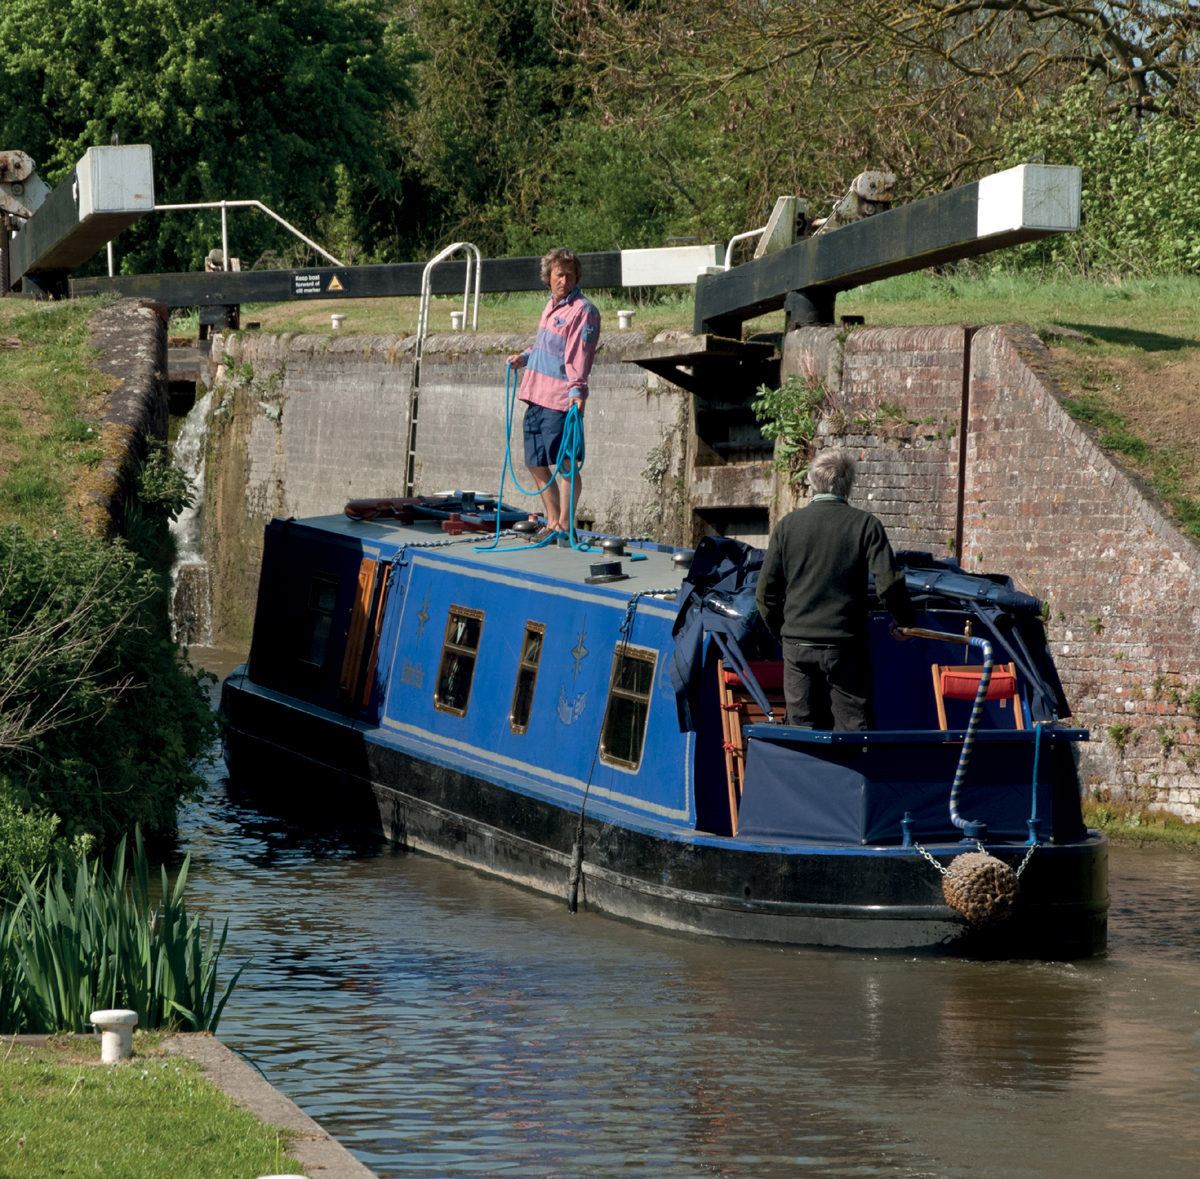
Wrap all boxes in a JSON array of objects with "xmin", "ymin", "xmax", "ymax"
[{"xmin": 176, "ymin": 671, "xmax": 1200, "ymax": 1177}]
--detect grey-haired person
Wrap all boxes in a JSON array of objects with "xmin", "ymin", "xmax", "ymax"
[
  {"xmin": 755, "ymin": 449, "xmax": 915, "ymax": 730},
  {"xmin": 506, "ymin": 248, "xmax": 601, "ymax": 538}
]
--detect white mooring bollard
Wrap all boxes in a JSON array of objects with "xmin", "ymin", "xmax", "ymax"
[
  {"xmin": 330, "ymin": 313, "xmax": 346, "ymax": 331},
  {"xmin": 450, "ymin": 310, "xmax": 465, "ymax": 331},
  {"xmin": 90, "ymin": 1009, "xmax": 138, "ymax": 1063},
  {"xmin": 617, "ymin": 309, "xmax": 635, "ymax": 330}
]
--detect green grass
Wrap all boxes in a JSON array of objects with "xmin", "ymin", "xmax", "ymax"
[
  {"xmin": 225, "ymin": 269, "xmax": 1200, "ymax": 342},
  {"xmin": 233, "ymin": 287, "xmax": 710, "ymax": 340},
  {"xmin": 1055, "ymin": 389, "xmax": 1200, "ymax": 535},
  {"xmin": 0, "ymin": 298, "xmax": 115, "ymax": 529},
  {"xmin": 1083, "ymin": 801, "xmax": 1200, "ymax": 850},
  {"xmin": 0, "ymin": 1036, "xmax": 306, "ymax": 1178},
  {"xmin": 839, "ymin": 271, "xmax": 1200, "ymax": 339}
]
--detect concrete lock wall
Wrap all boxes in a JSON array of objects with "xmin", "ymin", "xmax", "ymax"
[
  {"xmin": 782, "ymin": 324, "xmax": 1200, "ymax": 819},
  {"xmin": 203, "ymin": 329, "xmax": 688, "ymax": 644}
]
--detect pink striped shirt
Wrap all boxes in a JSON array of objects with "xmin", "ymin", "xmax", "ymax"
[{"xmin": 517, "ymin": 287, "xmax": 602, "ymax": 411}]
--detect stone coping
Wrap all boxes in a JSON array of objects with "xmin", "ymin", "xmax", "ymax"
[{"xmin": 163, "ymin": 1033, "xmax": 379, "ymax": 1179}]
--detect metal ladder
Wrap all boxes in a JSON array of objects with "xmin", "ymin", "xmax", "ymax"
[{"xmin": 405, "ymin": 241, "xmax": 482, "ymax": 497}]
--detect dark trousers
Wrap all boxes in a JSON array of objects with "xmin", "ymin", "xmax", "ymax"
[{"xmin": 782, "ymin": 641, "xmax": 873, "ymax": 731}]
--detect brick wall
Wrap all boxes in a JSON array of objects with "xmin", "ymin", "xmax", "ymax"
[
  {"xmin": 966, "ymin": 326, "xmax": 1200, "ymax": 818},
  {"xmin": 781, "ymin": 323, "xmax": 1200, "ymax": 819}
]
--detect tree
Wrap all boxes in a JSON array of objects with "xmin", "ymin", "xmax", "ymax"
[
  {"xmin": 385, "ymin": 0, "xmax": 587, "ymax": 255},
  {"xmin": 0, "ymin": 0, "xmax": 420, "ymax": 273},
  {"xmin": 553, "ymin": 0, "xmax": 1200, "ymax": 236}
]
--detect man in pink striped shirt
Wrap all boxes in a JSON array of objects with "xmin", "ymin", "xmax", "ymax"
[{"xmin": 507, "ymin": 248, "xmax": 601, "ymax": 538}]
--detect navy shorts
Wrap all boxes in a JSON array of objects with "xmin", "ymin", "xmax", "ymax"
[{"xmin": 523, "ymin": 403, "xmax": 584, "ymax": 469}]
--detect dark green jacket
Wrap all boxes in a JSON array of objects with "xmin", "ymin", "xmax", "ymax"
[{"xmin": 755, "ymin": 497, "xmax": 915, "ymax": 645}]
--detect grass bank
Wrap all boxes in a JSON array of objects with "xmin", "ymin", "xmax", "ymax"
[
  {"xmin": 198, "ymin": 287, "xmax": 702, "ymax": 340},
  {"xmin": 0, "ymin": 293, "xmax": 218, "ymax": 866},
  {"xmin": 0, "ymin": 298, "xmax": 116, "ymax": 530},
  {"xmin": 0, "ymin": 1034, "xmax": 304, "ymax": 1178},
  {"xmin": 1082, "ymin": 801, "xmax": 1200, "ymax": 850}
]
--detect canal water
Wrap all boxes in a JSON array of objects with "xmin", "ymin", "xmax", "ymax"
[{"xmin": 182, "ymin": 661, "xmax": 1200, "ymax": 1179}]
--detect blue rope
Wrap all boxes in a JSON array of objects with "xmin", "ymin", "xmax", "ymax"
[
  {"xmin": 948, "ymin": 634, "xmax": 993, "ymax": 831},
  {"xmin": 475, "ymin": 363, "xmax": 591, "ymax": 553},
  {"xmin": 1027, "ymin": 720, "xmax": 1044, "ymax": 844}
]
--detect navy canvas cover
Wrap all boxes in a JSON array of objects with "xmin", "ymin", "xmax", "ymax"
[
  {"xmin": 669, "ymin": 536, "xmax": 768, "ymax": 731},
  {"xmin": 735, "ymin": 731, "xmax": 1083, "ymax": 845}
]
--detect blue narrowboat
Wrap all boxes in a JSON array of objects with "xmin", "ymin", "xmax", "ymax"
[{"xmin": 221, "ymin": 498, "xmax": 1107, "ymax": 957}]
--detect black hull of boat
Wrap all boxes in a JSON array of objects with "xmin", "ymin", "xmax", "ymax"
[{"xmin": 221, "ymin": 678, "xmax": 1108, "ymax": 958}]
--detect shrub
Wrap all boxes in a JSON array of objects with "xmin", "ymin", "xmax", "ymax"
[
  {"xmin": 0, "ymin": 523, "xmax": 217, "ymax": 846},
  {"xmin": 753, "ymin": 360, "xmax": 830, "ymax": 486},
  {"xmin": 0, "ymin": 786, "xmax": 64, "ymax": 895},
  {"xmin": 997, "ymin": 86, "xmax": 1200, "ymax": 277}
]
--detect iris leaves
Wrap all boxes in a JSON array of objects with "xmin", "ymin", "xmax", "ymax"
[{"xmin": 1, "ymin": 828, "xmax": 242, "ymax": 1034}]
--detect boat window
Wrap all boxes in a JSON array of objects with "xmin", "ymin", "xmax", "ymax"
[
  {"xmin": 434, "ymin": 606, "xmax": 485, "ymax": 716},
  {"xmin": 509, "ymin": 622, "xmax": 546, "ymax": 735},
  {"xmin": 300, "ymin": 575, "xmax": 339, "ymax": 667},
  {"xmin": 599, "ymin": 644, "xmax": 658, "ymax": 771}
]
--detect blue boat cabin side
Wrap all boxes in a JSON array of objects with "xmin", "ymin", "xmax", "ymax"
[
  {"xmin": 246, "ymin": 516, "xmax": 697, "ymax": 831},
  {"xmin": 244, "ymin": 515, "xmax": 1089, "ymax": 851}
]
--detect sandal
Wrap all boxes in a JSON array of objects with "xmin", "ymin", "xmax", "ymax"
[{"xmin": 532, "ymin": 525, "xmax": 560, "ymax": 542}]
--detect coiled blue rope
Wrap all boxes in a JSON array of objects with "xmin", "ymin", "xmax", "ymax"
[{"xmin": 475, "ymin": 363, "xmax": 591, "ymax": 553}]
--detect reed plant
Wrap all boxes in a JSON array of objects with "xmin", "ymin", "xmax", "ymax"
[{"xmin": 1, "ymin": 829, "xmax": 242, "ymax": 1034}]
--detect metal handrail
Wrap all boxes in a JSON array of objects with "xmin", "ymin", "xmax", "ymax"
[
  {"xmin": 153, "ymin": 199, "xmax": 344, "ymax": 269},
  {"xmin": 406, "ymin": 241, "xmax": 483, "ymax": 496},
  {"xmin": 415, "ymin": 241, "xmax": 482, "ymax": 356},
  {"xmin": 723, "ymin": 227, "xmax": 766, "ymax": 271}
]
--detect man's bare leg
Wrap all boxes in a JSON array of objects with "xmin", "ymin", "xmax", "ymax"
[
  {"xmin": 556, "ymin": 465, "xmax": 581, "ymax": 534},
  {"xmin": 527, "ymin": 465, "xmax": 561, "ymax": 530}
]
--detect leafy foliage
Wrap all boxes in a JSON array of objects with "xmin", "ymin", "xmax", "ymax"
[
  {"xmin": 0, "ymin": 0, "xmax": 419, "ymax": 273},
  {"xmin": 0, "ymin": 790, "xmax": 86, "ymax": 897},
  {"xmin": 998, "ymin": 86, "xmax": 1200, "ymax": 277},
  {"xmin": 753, "ymin": 363, "xmax": 830, "ymax": 486},
  {"xmin": 0, "ymin": 524, "xmax": 217, "ymax": 846},
  {"xmin": 389, "ymin": 0, "xmax": 586, "ymax": 254},
  {"xmin": 2, "ymin": 830, "xmax": 242, "ymax": 1034}
]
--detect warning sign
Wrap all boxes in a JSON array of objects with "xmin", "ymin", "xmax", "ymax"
[
  {"xmin": 292, "ymin": 273, "xmax": 322, "ymax": 296},
  {"xmin": 327, "ymin": 275, "xmax": 344, "ymax": 291}
]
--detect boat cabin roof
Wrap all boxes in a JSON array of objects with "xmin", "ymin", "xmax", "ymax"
[{"xmin": 293, "ymin": 514, "xmax": 690, "ymax": 597}]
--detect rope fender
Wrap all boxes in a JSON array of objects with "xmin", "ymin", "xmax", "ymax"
[{"xmin": 941, "ymin": 852, "xmax": 1019, "ymax": 926}]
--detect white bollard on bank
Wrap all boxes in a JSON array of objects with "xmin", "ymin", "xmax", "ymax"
[
  {"xmin": 90, "ymin": 1009, "xmax": 138, "ymax": 1063},
  {"xmin": 617, "ymin": 309, "xmax": 635, "ymax": 330},
  {"xmin": 331, "ymin": 313, "xmax": 346, "ymax": 331},
  {"xmin": 450, "ymin": 310, "xmax": 465, "ymax": 331}
]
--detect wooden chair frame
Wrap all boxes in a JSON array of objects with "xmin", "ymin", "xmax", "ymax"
[
  {"xmin": 716, "ymin": 658, "xmax": 787, "ymax": 835},
  {"xmin": 931, "ymin": 662, "xmax": 1024, "ymax": 730}
]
